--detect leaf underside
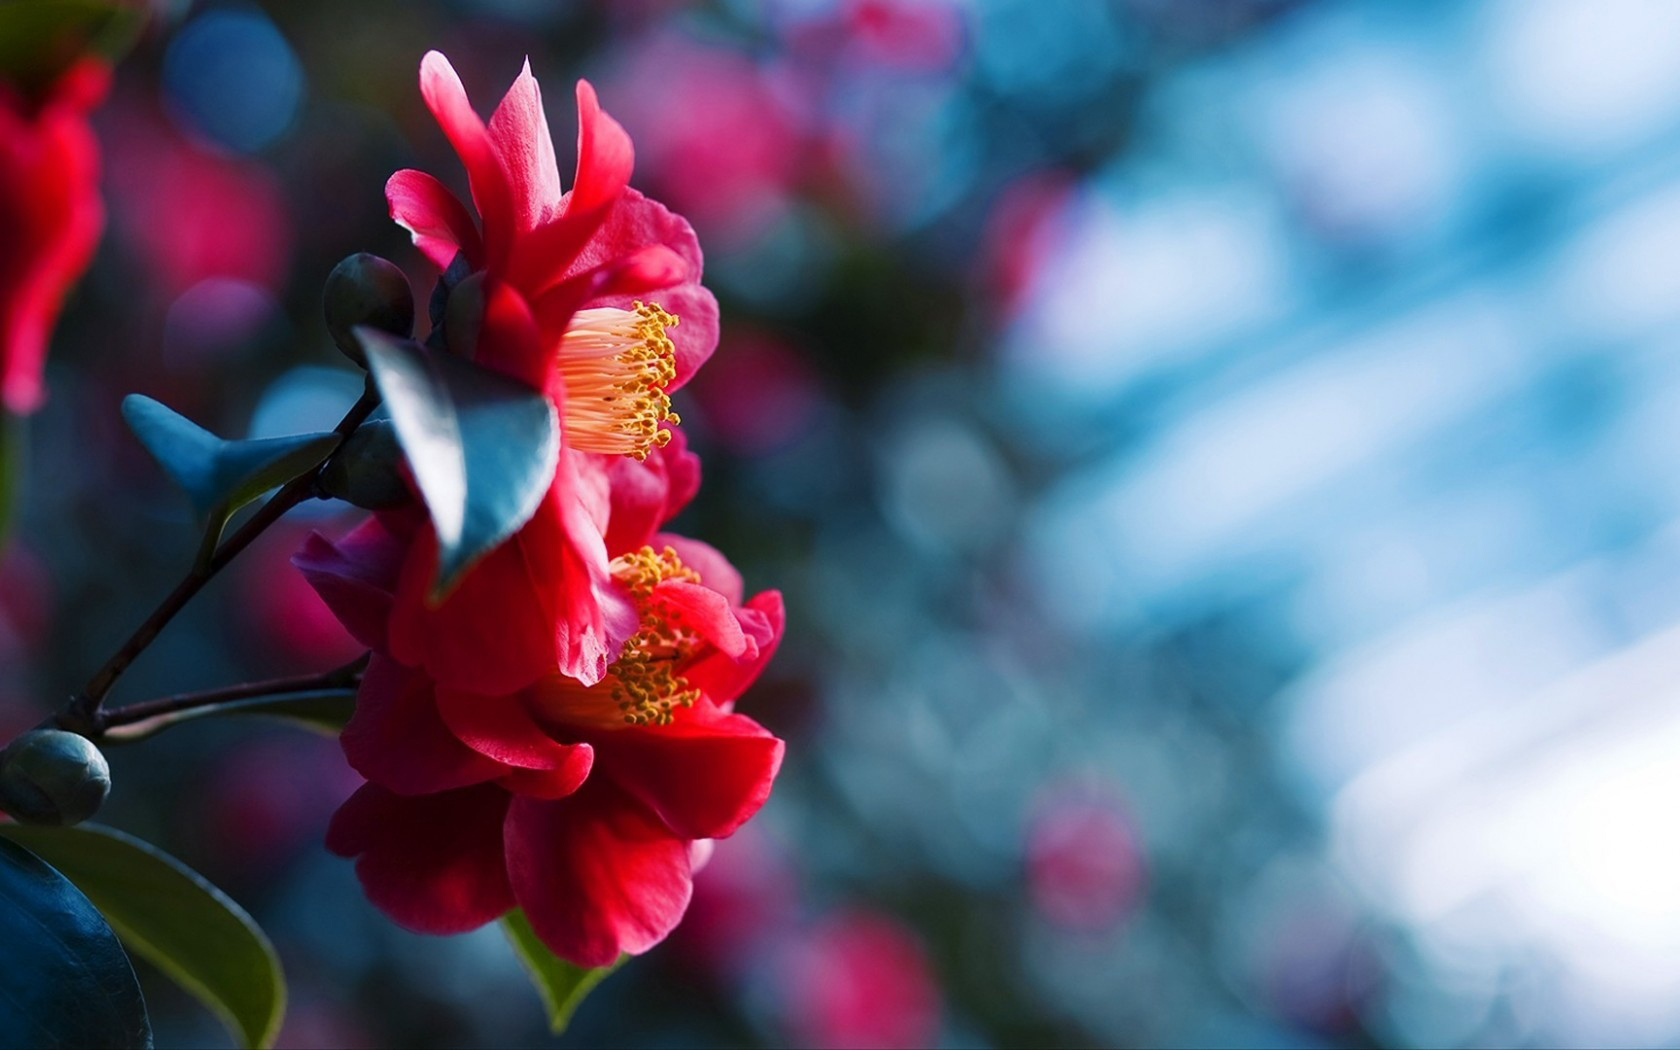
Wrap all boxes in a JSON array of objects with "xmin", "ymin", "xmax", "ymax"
[
  {"xmin": 0, "ymin": 824, "xmax": 284, "ymax": 1049},
  {"xmin": 0, "ymin": 836, "xmax": 151, "ymax": 1048},
  {"xmin": 358, "ymin": 329, "xmax": 558, "ymax": 599}
]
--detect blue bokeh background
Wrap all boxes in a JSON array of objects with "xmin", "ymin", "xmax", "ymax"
[{"xmin": 15, "ymin": 0, "xmax": 1680, "ymax": 1045}]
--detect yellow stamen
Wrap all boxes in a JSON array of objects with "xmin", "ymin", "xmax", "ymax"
[
  {"xmin": 557, "ymin": 301, "xmax": 681, "ymax": 460},
  {"xmin": 606, "ymin": 545, "xmax": 703, "ymax": 727},
  {"xmin": 531, "ymin": 546, "xmax": 705, "ymax": 728}
]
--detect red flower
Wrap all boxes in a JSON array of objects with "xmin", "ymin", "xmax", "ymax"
[
  {"xmin": 374, "ymin": 52, "xmax": 721, "ymax": 694},
  {"xmin": 298, "ymin": 431, "xmax": 785, "ymax": 965},
  {"xmin": 0, "ymin": 59, "xmax": 107, "ymax": 414},
  {"xmin": 308, "ymin": 539, "xmax": 784, "ymax": 964}
]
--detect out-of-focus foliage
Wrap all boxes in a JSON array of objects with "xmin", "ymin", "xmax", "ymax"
[{"xmin": 22, "ymin": 0, "xmax": 1680, "ymax": 1046}]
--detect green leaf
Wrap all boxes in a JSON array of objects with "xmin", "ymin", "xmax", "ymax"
[
  {"xmin": 0, "ymin": 0, "xmax": 145, "ymax": 95},
  {"xmin": 100, "ymin": 687, "xmax": 358, "ymax": 744},
  {"xmin": 358, "ymin": 330, "xmax": 558, "ymax": 599},
  {"xmin": 500, "ymin": 910, "xmax": 624, "ymax": 1034},
  {"xmin": 0, "ymin": 835, "xmax": 151, "ymax": 1048},
  {"xmin": 121, "ymin": 395, "xmax": 340, "ymax": 519},
  {"xmin": 0, "ymin": 824, "xmax": 283, "ymax": 1049}
]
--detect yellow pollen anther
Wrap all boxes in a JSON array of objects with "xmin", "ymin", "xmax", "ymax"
[
  {"xmin": 603, "ymin": 546, "xmax": 703, "ymax": 726},
  {"xmin": 557, "ymin": 301, "xmax": 681, "ymax": 461}
]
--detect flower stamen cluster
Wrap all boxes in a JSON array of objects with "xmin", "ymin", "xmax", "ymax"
[
  {"xmin": 559, "ymin": 301, "xmax": 680, "ymax": 460},
  {"xmin": 606, "ymin": 545, "xmax": 703, "ymax": 726}
]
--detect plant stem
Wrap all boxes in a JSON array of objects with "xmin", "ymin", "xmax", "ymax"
[
  {"xmin": 98, "ymin": 652, "xmax": 370, "ymax": 731},
  {"xmin": 63, "ymin": 383, "xmax": 381, "ymax": 734}
]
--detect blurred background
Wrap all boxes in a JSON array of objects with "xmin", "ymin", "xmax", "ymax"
[{"xmin": 13, "ymin": 0, "xmax": 1680, "ymax": 1045}]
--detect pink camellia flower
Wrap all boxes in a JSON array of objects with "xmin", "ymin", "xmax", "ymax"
[
  {"xmin": 0, "ymin": 59, "xmax": 107, "ymax": 414},
  {"xmin": 375, "ymin": 51, "xmax": 720, "ymax": 695},
  {"xmin": 601, "ymin": 32, "xmax": 802, "ymax": 241},
  {"xmin": 298, "ymin": 433, "xmax": 786, "ymax": 966},
  {"xmin": 1025, "ymin": 785, "xmax": 1146, "ymax": 933},
  {"xmin": 779, "ymin": 909, "xmax": 942, "ymax": 1050}
]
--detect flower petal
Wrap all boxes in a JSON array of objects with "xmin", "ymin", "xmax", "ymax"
[
  {"xmin": 656, "ymin": 578, "xmax": 749, "ymax": 660},
  {"xmin": 656, "ymin": 532, "xmax": 742, "ymax": 607},
  {"xmin": 546, "ymin": 454, "xmax": 641, "ymax": 686},
  {"xmin": 603, "ymin": 430, "xmax": 701, "ymax": 557},
  {"xmin": 435, "ymin": 684, "xmax": 594, "ymax": 782},
  {"xmin": 569, "ymin": 80, "xmax": 634, "ymax": 219},
  {"xmin": 683, "ymin": 590, "xmax": 785, "ymax": 709},
  {"xmin": 487, "ymin": 59, "xmax": 564, "ymax": 233},
  {"xmin": 473, "ymin": 276, "xmax": 550, "ymax": 392},
  {"xmin": 419, "ymin": 51, "xmax": 515, "ymax": 269},
  {"xmin": 387, "ymin": 498, "xmax": 569, "ymax": 695},
  {"xmin": 327, "ymin": 782, "xmax": 514, "ymax": 934},
  {"xmin": 595, "ymin": 700, "xmax": 784, "ymax": 840},
  {"xmin": 505, "ymin": 783, "xmax": 692, "ymax": 967},
  {"xmin": 529, "ymin": 190, "xmax": 716, "ymax": 389},
  {"xmin": 341, "ymin": 655, "xmax": 507, "ymax": 795},
  {"xmin": 291, "ymin": 514, "xmax": 412, "ymax": 651},
  {"xmin": 506, "ymin": 79, "xmax": 634, "ymax": 293},
  {"xmin": 386, "ymin": 472, "xmax": 637, "ymax": 694},
  {"xmin": 386, "ymin": 169, "xmax": 483, "ymax": 270},
  {"xmin": 0, "ymin": 61, "xmax": 106, "ymax": 414}
]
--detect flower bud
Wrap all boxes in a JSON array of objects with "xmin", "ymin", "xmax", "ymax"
[
  {"xmin": 0, "ymin": 730, "xmax": 110, "ymax": 826},
  {"xmin": 442, "ymin": 271, "xmax": 485, "ymax": 360},
  {"xmin": 324, "ymin": 253, "xmax": 415, "ymax": 367},
  {"xmin": 317, "ymin": 420, "xmax": 411, "ymax": 509}
]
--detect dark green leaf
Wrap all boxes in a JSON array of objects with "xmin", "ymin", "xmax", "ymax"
[
  {"xmin": 359, "ymin": 330, "xmax": 558, "ymax": 598},
  {"xmin": 100, "ymin": 687, "xmax": 359, "ymax": 744},
  {"xmin": 0, "ymin": 0, "xmax": 145, "ymax": 94},
  {"xmin": 121, "ymin": 395, "xmax": 339, "ymax": 519},
  {"xmin": 0, "ymin": 824, "xmax": 282, "ymax": 1049},
  {"xmin": 0, "ymin": 836, "xmax": 151, "ymax": 1048},
  {"xmin": 500, "ymin": 910, "xmax": 624, "ymax": 1034}
]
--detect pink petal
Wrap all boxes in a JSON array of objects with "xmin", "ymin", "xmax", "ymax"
[
  {"xmin": 0, "ymin": 64, "xmax": 105, "ymax": 414},
  {"xmin": 683, "ymin": 590, "xmax": 785, "ymax": 709},
  {"xmin": 656, "ymin": 532, "xmax": 743, "ymax": 607},
  {"xmin": 655, "ymin": 578, "xmax": 749, "ymax": 660},
  {"xmin": 505, "ymin": 783, "xmax": 692, "ymax": 967},
  {"xmin": 386, "ymin": 169, "xmax": 483, "ymax": 270},
  {"xmin": 386, "ymin": 499, "xmax": 568, "ymax": 696},
  {"xmin": 595, "ymin": 700, "xmax": 784, "ymax": 841},
  {"xmin": 291, "ymin": 515, "xmax": 411, "ymax": 651},
  {"xmin": 341, "ymin": 655, "xmax": 507, "ymax": 795},
  {"xmin": 472, "ymin": 277, "xmax": 549, "ymax": 392},
  {"xmin": 505, "ymin": 80, "xmax": 634, "ymax": 294},
  {"xmin": 487, "ymin": 59, "xmax": 564, "ymax": 233},
  {"xmin": 568, "ymin": 80, "xmax": 634, "ymax": 219},
  {"xmin": 602, "ymin": 428, "xmax": 701, "ymax": 556},
  {"xmin": 547, "ymin": 455, "xmax": 641, "ymax": 686},
  {"xmin": 435, "ymin": 684, "xmax": 595, "ymax": 784},
  {"xmin": 418, "ymin": 51, "xmax": 515, "ymax": 270},
  {"xmin": 531, "ymin": 190, "xmax": 717, "ymax": 389},
  {"xmin": 327, "ymin": 782, "xmax": 514, "ymax": 934}
]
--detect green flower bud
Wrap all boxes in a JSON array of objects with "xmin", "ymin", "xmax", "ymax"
[
  {"xmin": 324, "ymin": 253, "xmax": 415, "ymax": 367},
  {"xmin": 442, "ymin": 271, "xmax": 485, "ymax": 360},
  {"xmin": 0, "ymin": 730, "xmax": 110, "ymax": 827},
  {"xmin": 317, "ymin": 419, "xmax": 411, "ymax": 509}
]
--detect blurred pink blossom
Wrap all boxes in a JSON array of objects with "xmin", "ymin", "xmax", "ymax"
[
  {"xmin": 669, "ymin": 825, "xmax": 800, "ymax": 978},
  {"xmin": 605, "ymin": 32, "xmax": 802, "ymax": 242},
  {"xmin": 688, "ymin": 330, "xmax": 824, "ymax": 456},
  {"xmin": 237, "ymin": 526, "xmax": 364, "ymax": 672},
  {"xmin": 779, "ymin": 908, "xmax": 941, "ymax": 1049},
  {"xmin": 105, "ymin": 106, "xmax": 292, "ymax": 298},
  {"xmin": 1026, "ymin": 783, "xmax": 1146, "ymax": 933}
]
